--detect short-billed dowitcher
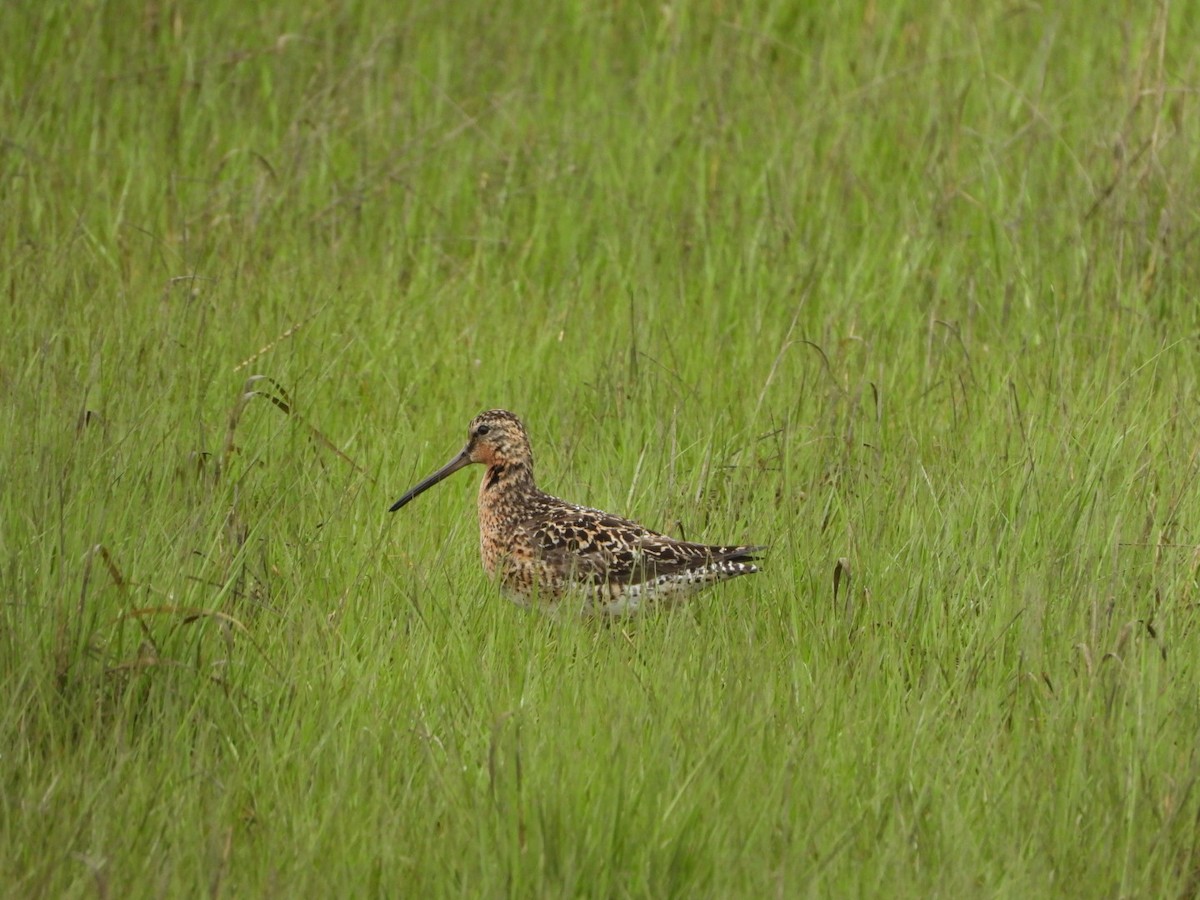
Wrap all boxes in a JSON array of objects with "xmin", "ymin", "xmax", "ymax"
[{"xmin": 389, "ymin": 410, "xmax": 762, "ymax": 616}]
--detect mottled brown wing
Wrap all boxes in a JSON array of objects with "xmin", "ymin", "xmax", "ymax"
[
  {"xmin": 520, "ymin": 510, "xmax": 655, "ymax": 585},
  {"xmin": 520, "ymin": 508, "xmax": 762, "ymax": 587}
]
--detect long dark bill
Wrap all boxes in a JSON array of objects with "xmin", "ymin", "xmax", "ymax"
[{"xmin": 388, "ymin": 447, "xmax": 472, "ymax": 512}]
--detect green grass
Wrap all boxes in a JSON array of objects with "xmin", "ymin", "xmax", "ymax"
[{"xmin": 3, "ymin": 0, "xmax": 1200, "ymax": 895}]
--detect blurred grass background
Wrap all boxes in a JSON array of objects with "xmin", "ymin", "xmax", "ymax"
[{"xmin": 2, "ymin": 0, "xmax": 1199, "ymax": 895}]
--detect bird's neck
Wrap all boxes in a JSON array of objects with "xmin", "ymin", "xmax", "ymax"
[{"xmin": 479, "ymin": 461, "xmax": 537, "ymax": 501}]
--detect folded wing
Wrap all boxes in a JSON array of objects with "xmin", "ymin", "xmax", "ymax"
[{"xmin": 520, "ymin": 508, "xmax": 762, "ymax": 587}]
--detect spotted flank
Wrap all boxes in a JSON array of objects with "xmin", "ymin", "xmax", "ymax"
[{"xmin": 389, "ymin": 410, "xmax": 762, "ymax": 616}]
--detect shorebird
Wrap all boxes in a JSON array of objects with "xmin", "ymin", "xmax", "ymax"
[{"xmin": 389, "ymin": 410, "xmax": 762, "ymax": 616}]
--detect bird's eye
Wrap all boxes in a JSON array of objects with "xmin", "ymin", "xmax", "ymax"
[{"xmin": 476, "ymin": 425, "xmax": 491, "ymax": 436}]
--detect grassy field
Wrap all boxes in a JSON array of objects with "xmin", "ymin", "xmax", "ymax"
[{"xmin": 3, "ymin": 0, "xmax": 1200, "ymax": 895}]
